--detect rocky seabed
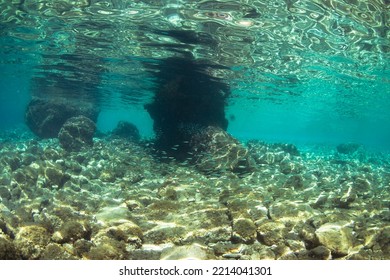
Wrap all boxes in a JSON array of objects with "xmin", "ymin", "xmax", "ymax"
[{"xmin": 0, "ymin": 134, "xmax": 389, "ymax": 260}]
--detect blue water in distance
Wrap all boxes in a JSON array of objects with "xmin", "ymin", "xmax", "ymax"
[
  {"xmin": 1, "ymin": 62, "xmax": 389, "ymax": 150},
  {"xmin": 0, "ymin": 65, "xmax": 31, "ymax": 130},
  {"xmin": 2, "ymin": 69, "xmax": 389, "ymax": 151},
  {"xmin": 227, "ymin": 77, "xmax": 390, "ymax": 150}
]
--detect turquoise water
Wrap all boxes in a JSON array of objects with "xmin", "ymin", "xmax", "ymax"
[
  {"xmin": 0, "ymin": 0, "xmax": 389, "ymax": 146},
  {"xmin": 1, "ymin": 1, "xmax": 390, "ymax": 261}
]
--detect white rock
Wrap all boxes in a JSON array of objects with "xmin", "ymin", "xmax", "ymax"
[
  {"xmin": 95, "ymin": 204, "xmax": 130, "ymax": 226},
  {"xmin": 315, "ymin": 222, "xmax": 354, "ymax": 256},
  {"xmin": 160, "ymin": 243, "xmax": 212, "ymax": 260}
]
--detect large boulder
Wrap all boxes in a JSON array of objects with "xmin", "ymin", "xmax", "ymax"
[
  {"xmin": 58, "ymin": 116, "xmax": 96, "ymax": 152},
  {"xmin": 336, "ymin": 143, "xmax": 361, "ymax": 155},
  {"xmin": 25, "ymin": 98, "xmax": 99, "ymax": 138},
  {"xmin": 189, "ymin": 126, "xmax": 255, "ymax": 175},
  {"xmin": 315, "ymin": 222, "xmax": 354, "ymax": 256},
  {"xmin": 111, "ymin": 121, "xmax": 140, "ymax": 141}
]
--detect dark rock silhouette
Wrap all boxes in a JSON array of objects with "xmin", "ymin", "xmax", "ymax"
[
  {"xmin": 58, "ymin": 115, "xmax": 96, "ymax": 152},
  {"xmin": 111, "ymin": 121, "xmax": 140, "ymax": 141},
  {"xmin": 25, "ymin": 98, "xmax": 99, "ymax": 138},
  {"xmin": 145, "ymin": 58, "xmax": 230, "ymax": 164},
  {"xmin": 144, "ymin": 58, "xmax": 255, "ymax": 174},
  {"xmin": 336, "ymin": 143, "xmax": 361, "ymax": 154},
  {"xmin": 145, "ymin": 58, "xmax": 229, "ymax": 154}
]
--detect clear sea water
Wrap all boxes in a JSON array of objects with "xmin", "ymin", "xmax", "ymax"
[
  {"xmin": 1, "ymin": 1, "xmax": 390, "ymax": 262},
  {"xmin": 0, "ymin": 0, "xmax": 389, "ymax": 150}
]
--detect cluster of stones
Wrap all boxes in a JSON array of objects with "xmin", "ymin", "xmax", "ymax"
[
  {"xmin": 0, "ymin": 134, "xmax": 389, "ymax": 260},
  {"xmin": 25, "ymin": 98, "xmax": 140, "ymax": 152},
  {"xmin": 25, "ymin": 98, "xmax": 99, "ymax": 152},
  {"xmin": 0, "ymin": 137, "xmax": 161, "ymax": 259}
]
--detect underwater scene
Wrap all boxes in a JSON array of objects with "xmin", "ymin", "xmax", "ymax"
[{"xmin": 0, "ymin": 0, "xmax": 389, "ymax": 260}]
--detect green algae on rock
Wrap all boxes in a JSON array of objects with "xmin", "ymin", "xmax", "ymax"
[
  {"xmin": 14, "ymin": 225, "xmax": 51, "ymax": 259},
  {"xmin": 0, "ymin": 233, "xmax": 19, "ymax": 260},
  {"xmin": 232, "ymin": 218, "xmax": 257, "ymax": 244},
  {"xmin": 41, "ymin": 243, "xmax": 78, "ymax": 260}
]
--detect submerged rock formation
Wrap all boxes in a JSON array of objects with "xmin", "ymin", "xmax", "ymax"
[
  {"xmin": 25, "ymin": 98, "xmax": 99, "ymax": 138},
  {"xmin": 58, "ymin": 116, "xmax": 96, "ymax": 152},
  {"xmin": 111, "ymin": 121, "xmax": 140, "ymax": 142},
  {"xmin": 145, "ymin": 58, "xmax": 229, "ymax": 151},
  {"xmin": 336, "ymin": 143, "xmax": 361, "ymax": 154},
  {"xmin": 145, "ymin": 58, "xmax": 255, "ymax": 174}
]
